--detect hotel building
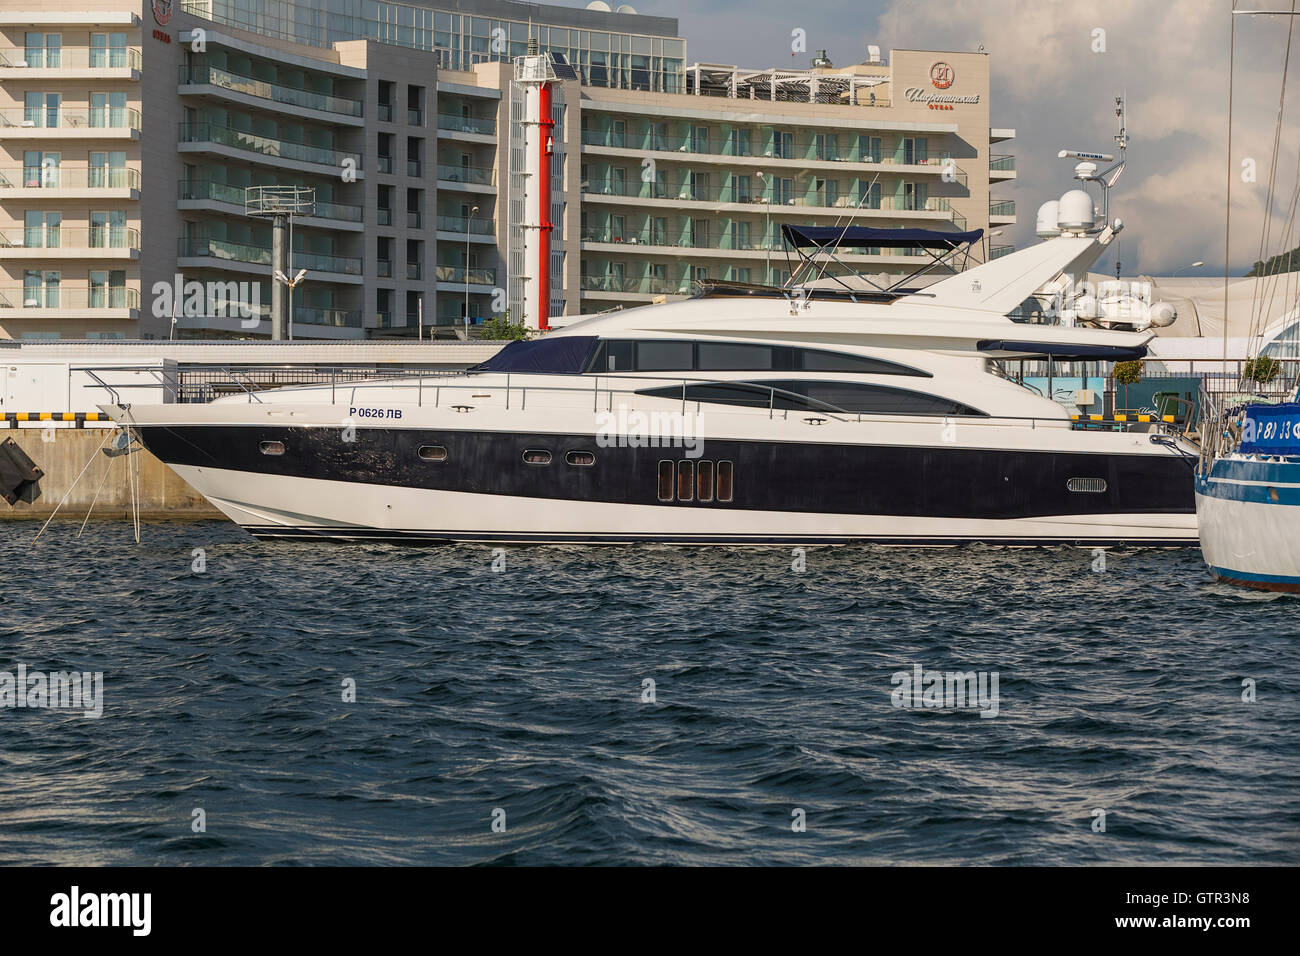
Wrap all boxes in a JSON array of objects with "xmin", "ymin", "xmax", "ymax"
[{"xmin": 0, "ymin": 0, "xmax": 1015, "ymax": 340}]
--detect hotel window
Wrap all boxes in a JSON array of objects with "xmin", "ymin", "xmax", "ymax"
[
  {"xmin": 90, "ymin": 33, "xmax": 128, "ymax": 68},
  {"xmin": 89, "ymin": 92, "xmax": 127, "ymax": 128},
  {"xmin": 733, "ymin": 128, "xmax": 751, "ymax": 156},
  {"xmin": 23, "ymin": 270, "xmax": 59, "ymax": 309},
  {"xmin": 733, "ymin": 174, "xmax": 751, "ymax": 203},
  {"xmin": 816, "ymin": 179, "xmax": 838, "ymax": 207},
  {"xmin": 859, "ymin": 181, "xmax": 882, "ymax": 209},
  {"xmin": 89, "ymin": 151, "xmax": 125, "ymax": 189},
  {"xmin": 690, "ymin": 126, "xmax": 708, "ymax": 153},
  {"xmin": 648, "ymin": 121, "xmax": 667, "ymax": 151},
  {"xmin": 730, "ymin": 221, "xmax": 751, "ymax": 250},
  {"xmin": 89, "ymin": 270, "xmax": 126, "ymax": 308},
  {"xmin": 610, "ymin": 119, "xmax": 626, "ymax": 148},
  {"xmin": 733, "ymin": 268, "xmax": 751, "ymax": 284},
  {"xmin": 90, "ymin": 210, "xmax": 126, "ymax": 247},
  {"xmin": 22, "ymin": 151, "xmax": 58, "ymax": 188},
  {"xmin": 24, "ymin": 33, "xmax": 60, "ymax": 69},
  {"xmin": 24, "ymin": 92, "xmax": 60, "ymax": 128},
  {"xmin": 772, "ymin": 130, "xmax": 793, "ymax": 159},
  {"xmin": 773, "ymin": 177, "xmax": 794, "ymax": 205},
  {"xmin": 24, "ymin": 211, "xmax": 60, "ymax": 248},
  {"xmin": 689, "ymin": 219, "xmax": 710, "ymax": 247},
  {"xmin": 903, "ymin": 182, "xmax": 928, "ymax": 211},
  {"xmin": 816, "ymin": 133, "xmax": 838, "ymax": 161},
  {"xmin": 859, "ymin": 135, "xmax": 882, "ymax": 163}
]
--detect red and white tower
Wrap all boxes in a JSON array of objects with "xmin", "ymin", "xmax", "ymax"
[{"xmin": 508, "ymin": 46, "xmax": 569, "ymax": 331}]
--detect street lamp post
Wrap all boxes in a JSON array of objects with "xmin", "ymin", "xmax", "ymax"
[
  {"xmin": 274, "ymin": 268, "xmax": 307, "ymax": 341},
  {"xmin": 1171, "ymin": 260, "xmax": 1205, "ymax": 278},
  {"xmin": 465, "ymin": 205, "xmax": 479, "ymax": 339},
  {"xmin": 757, "ymin": 171, "xmax": 771, "ymax": 283}
]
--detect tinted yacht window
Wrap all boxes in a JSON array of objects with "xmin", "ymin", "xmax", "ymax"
[
  {"xmin": 586, "ymin": 339, "xmax": 927, "ymax": 376},
  {"xmin": 636, "ymin": 380, "xmax": 985, "ymax": 416},
  {"xmin": 636, "ymin": 340, "xmax": 694, "ymax": 371}
]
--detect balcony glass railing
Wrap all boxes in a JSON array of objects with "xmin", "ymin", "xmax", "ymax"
[
  {"xmin": 436, "ymin": 163, "xmax": 495, "ymax": 186},
  {"xmin": 294, "ymin": 306, "xmax": 362, "ymax": 328},
  {"xmin": 581, "ymin": 130, "xmax": 944, "ymax": 168},
  {"xmin": 0, "ymin": 166, "xmax": 140, "ymax": 189},
  {"xmin": 377, "ymin": 103, "xmax": 393, "ymax": 122},
  {"xmin": 407, "ymin": 160, "xmax": 423, "ymax": 177},
  {"xmin": 990, "ymin": 155, "xmax": 1016, "ymax": 171},
  {"xmin": 0, "ymin": 285, "xmax": 140, "ymax": 309},
  {"xmin": 178, "ymin": 180, "xmax": 362, "ymax": 222},
  {"xmin": 0, "ymin": 108, "xmax": 141, "ymax": 131},
  {"xmin": 408, "ymin": 108, "xmax": 425, "ymax": 126},
  {"xmin": 579, "ymin": 274, "xmax": 683, "ymax": 295},
  {"xmin": 179, "ymin": 64, "xmax": 363, "ymax": 118},
  {"xmin": 437, "ymin": 113, "xmax": 495, "ymax": 135},
  {"xmin": 989, "ymin": 199, "xmax": 1016, "ymax": 217},
  {"xmin": 990, "ymin": 243, "xmax": 1015, "ymax": 259},
  {"xmin": 435, "ymin": 265, "xmax": 496, "ymax": 285},
  {"xmin": 15, "ymin": 226, "xmax": 139, "ymax": 249},
  {"xmin": 581, "ymin": 177, "xmax": 962, "ymax": 212},
  {"xmin": 376, "ymin": 258, "xmax": 392, "ymax": 278},
  {"xmin": 436, "ymin": 215, "xmax": 494, "ymax": 235},
  {"xmin": 579, "ymin": 228, "xmax": 932, "ymax": 257},
  {"xmin": 407, "ymin": 210, "xmax": 422, "ymax": 228},
  {"xmin": 377, "ymin": 208, "xmax": 393, "ymax": 226},
  {"xmin": 178, "ymin": 122, "xmax": 360, "ymax": 170},
  {"xmin": 177, "ymin": 237, "xmax": 361, "ymax": 275},
  {"xmin": 377, "ymin": 155, "xmax": 393, "ymax": 174},
  {"xmin": 406, "ymin": 262, "xmax": 422, "ymax": 280},
  {"xmin": 2, "ymin": 48, "xmax": 141, "ymax": 70}
]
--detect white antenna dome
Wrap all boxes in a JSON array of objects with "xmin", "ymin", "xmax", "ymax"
[
  {"xmin": 1057, "ymin": 189, "xmax": 1095, "ymax": 231},
  {"xmin": 1036, "ymin": 200, "xmax": 1061, "ymax": 238},
  {"xmin": 615, "ymin": 3, "xmax": 638, "ymax": 12},
  {"xmin": 586, "ymin": 1, "xmax": 612, "ymax": 10},
  {"xmin": 1148, "ymin": 301, "xmax": 1178, "ymax": 328}
]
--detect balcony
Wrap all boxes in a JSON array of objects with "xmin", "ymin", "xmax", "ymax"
[
  {"xmin": 178, "ymin": 122, "xmax": 361, "ymax": 175},
  {"xmin": 579, "ymin": 227, "xmax": 936, "ymax": 260},
  {"xmin": 377, "ymin": 208, "xmax": 393, "ymax": 226},
  {"xmin": 579, "ymin": 274, "xmax": 684, "ymax": 296},
  {"xmin": 376, "ymin": 258, "xmax": 392, "ymax": 278},
  {"xmin": 0, "ymin": 284, "xmax": 139, "ymax": 317},
  {"xmin": 0, "ymin": 165, "xmax": 141, "ymax": 197},
  {"xmin": 378, "ymin": 103, "xmax": 394, "ymax": 123},
  {"xmin": 407, "ymin": 210, "xmax": 423, "ymax": 229},
  {"xmin": 295, "ymin": 306, "xmax": 362, "ymax": 329},
  {"xmin": 407, "ymin": 160, "xmax": 423, "ymax": 178},
  {"xmin": 406, "ymin": 262, "xmax": 422, "ymax": 280},
  {"xmin": 435, "ymin": 265, "xmax": 496, "ymax": 286},
  {"xmin": 1, "ymin": 226, "xmax": 140, "ymax": 258},
  {"xmin": 178, "ymin": 180, "xmax": 363, "ymax": 227},
  {"xmin": 0, "ymin": 107, "xmax": 141, "ymax": 139},
  {"xmin": 436, "ymin": 215, "xmax": 494, "ymax": 237},
  {"xmin": 377, "ymin": 155, "xmax": 394, "ymax": 174},
  {"xmin": 990, "ymin": 243, "xmax": 1015, "ymax": 260},
  {"xmin": 582, "ymin": 177, "xmax": 969, "ymax": 217},
  {"xmin": 177, "ymin": 236, "xmax": 362, "ymax": 279},
  {"xmin": 179, "ymin": 63, "xmax": 363, "ymax": 121},
  {"xmin": 436, "ymin": 163, "xmax": 496, "ymax": 188},
  {"xmin": 580, "ymin": 129, "xmax": 947, "ymax": 171},
  {"xmin": 436, "ymin": 112, "xmax": 495, "ymax": 137},
  {"xmin": 990, "ymin": 155, "xmax": 1016, "ymax": 179},
  {"xmin": 989, "ymin": 199, "xmax": 1016, "ymax": 224},
  {"xmin": 408, "ymin": 108, "xmax": 425, "ymax": 126},
  {"xmin": 0, "ymin": 46, "xmax": 141, "ymax": 77}
]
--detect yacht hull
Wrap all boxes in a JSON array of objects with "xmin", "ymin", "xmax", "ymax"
[
  {"xmin": 1196, "ymin": 457, "xmax": 1300, "ymax": 590},
  {"xmin": 126, "ymin": 416, "xmax": 1199, "ymax": 546}
]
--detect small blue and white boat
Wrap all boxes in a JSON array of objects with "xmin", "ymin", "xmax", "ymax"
[{"xmin": 1196, "ymin": 399, "xmax": 1300, "ymax": 591}]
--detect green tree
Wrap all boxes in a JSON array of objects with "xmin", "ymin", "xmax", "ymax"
[{"xmin": 478, "ymin": 310, "xmax": 529, "ymax": 341}]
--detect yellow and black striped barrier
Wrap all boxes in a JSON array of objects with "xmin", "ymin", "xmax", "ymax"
[
  {"xmin": 1071, "ymin": 413, "xmax": 1175, "ymax": 424},
  {"xmin": 4, "ymin": 411, "xmax": 110, "ymax": 429}
]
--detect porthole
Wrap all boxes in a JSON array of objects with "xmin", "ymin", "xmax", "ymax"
[
  {"xmin": 566, "ymin": 450, "xmax": 595, "ymax": 466},
  {"xmin": 1067, "ymin": 477, "xmax": 1106, "ymax": 493},
  {"xmin": 523, "ymin": 449, "xmax": 552, "ymax": 465},
  {"xmin": 418, "ymin": 445, "xmax": 448, "ymax": 462},
  {"xmin": 259, "ymin": 440, "xmax": 285, "ymax": 456}
]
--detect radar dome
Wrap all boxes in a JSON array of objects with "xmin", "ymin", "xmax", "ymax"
[
  {"xmin": 1148, "ymin": 301, "xmax": 1177, "ymax": 328},
  {"xmin": 1036, "ymin": 201, "xmax": 1061, "ymax": 238},
  {"xmin": 586, "ymin": 1, "xmax": 612, "ymax": 10},
  {"xmin": 1057, "ymin": 189, "xmax": 1095, "ymax": 231}
]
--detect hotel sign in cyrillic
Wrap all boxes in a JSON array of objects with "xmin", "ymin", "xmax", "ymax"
[{"xmin": 904, "ymin": 88, "xmax": 981, "ymax": 109}]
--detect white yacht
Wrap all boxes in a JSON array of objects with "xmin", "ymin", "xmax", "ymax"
[{"xmin": 104, "ymin": 215, "xmax": 1199, "ymax": 545}]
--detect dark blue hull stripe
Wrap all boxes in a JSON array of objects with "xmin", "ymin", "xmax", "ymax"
[{"xmin": 1208, "ymin": 565, "xmax": 1300, "ymax": 592}]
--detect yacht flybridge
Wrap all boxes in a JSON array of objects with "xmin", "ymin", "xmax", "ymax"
[{"xmin": 104, "ymin": 195, "xmax": 1199, "ymax": 545}]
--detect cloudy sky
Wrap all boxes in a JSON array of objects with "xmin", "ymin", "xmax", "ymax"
[{"xmin": 602, "ymin": 0, "xmax": 1299, "ymax": 278}]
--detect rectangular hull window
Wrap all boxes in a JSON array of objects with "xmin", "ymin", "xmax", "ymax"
[
  {"xmin": 259, "ymin": 441, "xmax": 285, "ymax": 456},
  {"xmin": 676, "ymin": 460, "xmax": 695, "ymax": 501},
  {"xmin": 697, "ymin": 460, "xmax": 714, "ymax": 502},
  {"xmin": 717, "ymin": 460, "xmax": 734, "ymax": 502},
  {"xmin": 657, "ymin": 460, "xmax": 674, "ymax": 501},
  {"xmin": 418, "ymin": 445, "xmax": 448, "ymax": 461}
]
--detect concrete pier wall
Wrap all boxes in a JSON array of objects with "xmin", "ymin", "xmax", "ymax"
[{"xmin": 1, "ymin": 428, "xmax": 220, "ymax": 520}]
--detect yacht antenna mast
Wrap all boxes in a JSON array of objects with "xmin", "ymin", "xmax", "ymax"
[{"xmin": 1113, "ymin": 93, "xmax": 1128, "ymax": 278}]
